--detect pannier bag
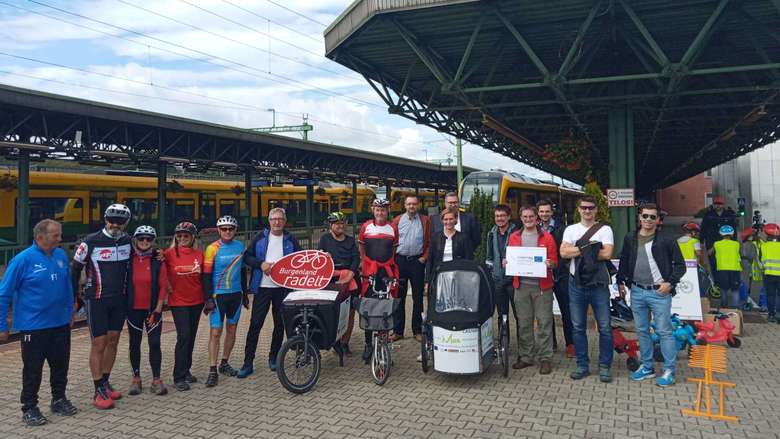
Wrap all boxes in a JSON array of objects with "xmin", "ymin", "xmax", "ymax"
[{"xmin": 358, "ymin": 296, "xmax": 399, "ymax": 331}]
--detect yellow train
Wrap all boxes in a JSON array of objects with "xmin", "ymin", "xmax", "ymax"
[
  {"xmin": 0, "ymin": 171, "xmax": 376, "ymax": 242},
  {"xmin": 459, "ymin": 170, "xmax": 583, "ymax": 223}
]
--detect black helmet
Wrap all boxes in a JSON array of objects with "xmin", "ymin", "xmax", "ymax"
[{"xmin": 610, "ymin": 297, "xmax": 633, "ymax": 323}]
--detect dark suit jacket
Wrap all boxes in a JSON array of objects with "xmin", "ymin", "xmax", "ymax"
[
  {"xmin": 431, "ymin": 212, "xmax": 481, "ymax": 258},
  {"xmin": 425, "ymin": 230, "xmax": 473, "ymax": 283}
]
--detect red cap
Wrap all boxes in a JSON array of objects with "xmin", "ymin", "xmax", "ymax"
[
  {"xmin": 682, "ymin": 222, "xmax": 700, "ymax": 232},
  {"xmin": 765, "ymin": 223, "xmax": 780, "ymax": 237},
  {"xmin": 740, "ymin": 227, "xmax": 755, "ymax": 241},
  {"xmin": 713, "ymin": 196, "xmax": 725, "ymax": 205}
]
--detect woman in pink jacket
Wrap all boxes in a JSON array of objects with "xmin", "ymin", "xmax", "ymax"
[{"xmin": 504, "ymin": 205, "xmax": 558, "ymax": 375}]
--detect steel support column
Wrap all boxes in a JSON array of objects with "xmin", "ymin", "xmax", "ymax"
[
  {"xmin": 244, "ymin": 169, "xmax": 252, "ymax": 233},
  {"xmin": 157, "ymin": 162, "xmax": 167, "ymax": 236},
  {"xmin": 305, "ymin": 184, "xmax": 313, "ymax": 228},
  {"xmin": 16, "ymin": 151, "xmax": 30, "ymax": 244},
  {"xmin": 608, "ymin": 107, "xmax": 635, "ymax": 254},
  {"xmin": 352, "ymin": 179, "xmax": 358, "ymax": 239}
]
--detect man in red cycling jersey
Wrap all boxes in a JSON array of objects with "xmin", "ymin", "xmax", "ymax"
[{"xmin": 358, "ymin": 198, "xmax": 399, "ymax": 363}]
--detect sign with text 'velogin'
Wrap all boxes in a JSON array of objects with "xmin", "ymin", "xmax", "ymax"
[{"xmin": 607, "ymin": 188, "xmax": 635, "ymax": 207}]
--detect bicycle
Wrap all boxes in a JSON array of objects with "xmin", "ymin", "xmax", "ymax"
[{"xmin": 359, "ymin": 274, "xmax": 398, "ymax": 386}]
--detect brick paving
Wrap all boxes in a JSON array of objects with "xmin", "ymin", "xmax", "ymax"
[{"xmin": 0, "ymin": 303, "xmax": 778, "ymax": 439}]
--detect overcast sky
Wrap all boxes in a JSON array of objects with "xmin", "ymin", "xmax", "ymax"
[{"xmin": 0, "ymin": 0, "xmax": 571, "ymax": 181}]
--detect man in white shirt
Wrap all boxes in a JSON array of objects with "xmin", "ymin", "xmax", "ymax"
[{"xmin": 560, "ymin": 196, "xmax": 614, "ymax": 383}]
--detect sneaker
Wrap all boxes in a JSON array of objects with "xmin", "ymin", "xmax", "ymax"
[
  {"xmin": 656, "ymin": 369, "xmax": 675, "ymax": 387},
  {"xmin": 512, "ymin": 358, "xmax": 534, "ymax": 370},
  {"xmin": 630, "ymin": 365, "xmax": 656, "ymax": 381},
  {"xmin": 184, "ymin": 372, "xmax": 198, "ymax": 383},
  {"xmin": 22, "ymin": 407, "xmax": 48, "ymax": 426},
  {"xmin": 362, "ymin": 343, "xmax": 373, "ymax": 364},
  {"xmin": 150, "ymin": 379, "xmax": 168, "ymax": 396},
  {"xmin": 565, "ymin": 344, "xmax": 576, "ymax": 359},
  {"xmin": 128, "ymin": 376, "xmax": 142, "ymax": 396},
  {"xmin": 174, "ymin": 381, "xmax": 190, "ymax": 392},
  {"xmin": 237, "ymin": 365, "xmax": 254, "ymax": 379},
  {"xmin": 539, "ymin": 360, "xmax": 552, "ymax": 375},
  {"xmin": 92, "ymin": 387, "xmax": 114, "ymax": 410},
  {"xmin": 50, "ymin": 398, "xmax": 78, "ymax": 416},
  {"xmin": 104, "ymin": 382, "xmax": 122, "ymax": 400},
  {"xmin": 416, "ymin": 354, "xmax": 422, "ymax": 362},
  {"xmin": 218, "ymin": 363, "xmax": 238, "ymax": 377},
  {"xmin": 570, "ymin": 367, "xmax": 590, "ymax": 380},
  {"xmin": 599, "ymin": 366, "xmax": 613, "ymax": 383},
  {"xmin": 268, "ymin": 360, "xmax": 277, "ymax": 372},
  {"xmin": 205, "ymin": 371, "xmax": 218, "ymax": 387}
]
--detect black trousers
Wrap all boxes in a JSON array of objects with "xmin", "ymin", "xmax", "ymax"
[
  {"xmin": 494, "ymin": 280, "xmax": 519, "ymax": 347},
  {"xmin": 170, "ymin": 304, "xmax": 203, "ymax": 383},
  {"xmin": 393, "ymin": 255, "xmax": 426, "ymax": 336},
  {"xmin": 552, "ymin": 273, "xmax": 574, "ymax": 347},
  {"xmin": 244, "ymin": 287, "xmax": 288, "ymax": 366},
  {"xmin": 20, "ymin": 324, "xmax": 70, "ymax": 412},
  {"xmin": 127, "ymin": 309, "xmax": 163, "ymax": 378}
]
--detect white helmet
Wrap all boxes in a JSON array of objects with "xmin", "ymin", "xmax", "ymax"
[
  {"xmin": 104, "ymin": 203, "xmax": 131, "ymax": 223},
  {"xmin": 133, "ymin": 225, "xmax": 157, "ymax": 239},
  {"xmin": 216, "ymin": 215, "xmax": 238, "ymax": 228}
]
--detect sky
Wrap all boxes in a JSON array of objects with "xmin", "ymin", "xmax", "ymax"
[{"xmin": 0, "ymin": 0, "xmax": 567, "ymax": 183}]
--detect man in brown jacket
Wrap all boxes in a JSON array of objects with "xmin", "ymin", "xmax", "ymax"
[{"xmin": 391, "ymin": 195, "xmax": 431, "ymax": 342}]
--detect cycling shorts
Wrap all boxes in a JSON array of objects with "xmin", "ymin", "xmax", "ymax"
[
  {"xmin": 210, "ymin": 292, "xmax": 242, "ymax": 328},
  {"xmin": 86, "ymin": 295, "xmax": 127, "ymax": 338}
]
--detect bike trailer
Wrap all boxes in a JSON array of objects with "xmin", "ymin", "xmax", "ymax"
[{"xmin": 281, "ymin": 284, "xmax": 351, "ymax": 349}]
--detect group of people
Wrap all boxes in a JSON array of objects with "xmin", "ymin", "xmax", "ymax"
[{"xmin": 3, "ymin": 190, "xmax": 770, "ymax": 427}]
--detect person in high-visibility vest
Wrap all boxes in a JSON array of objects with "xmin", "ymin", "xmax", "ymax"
[
  {"xmin": 760, "ymin": 223, "xmax": 780, "ymax": 323},
  {"xmin": 677, "ymin": 222, "xmax": 707, "ymax": 269},
  {"xmin": 709, "ymin": 225, "xmax": 741, "ymax": 308},
  {"xmin": 740, "ymin": 227, "xmax": 764, "ymax": 307}
]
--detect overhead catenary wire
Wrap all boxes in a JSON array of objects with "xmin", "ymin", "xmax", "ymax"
[
  {"xmin": 218, "ymin": 0, "xmax": 322, "ymax": 44},
  {"xmin": 263, "ymin": 0, "xmax": 329, "ymax": 28}
]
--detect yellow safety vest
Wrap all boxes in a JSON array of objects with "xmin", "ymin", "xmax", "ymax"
[
  {"xmin": 752, "ymin": 240, "xmax": 764, "ymax": 281},
  {"xmin": 714, "ymin": 239, "xmax": 741, "ymax": 271},
  {"xmin": 762, "ymin": 240, "xmax": 780, "ymax": 277},
  {"xmin": 677, "ymin": 236, "xmax": 699, "ymax": 260}
]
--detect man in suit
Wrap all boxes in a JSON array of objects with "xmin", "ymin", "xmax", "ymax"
[{"xmin": 431, "ymin": 192, "xmax": 481, "ymax": 258}]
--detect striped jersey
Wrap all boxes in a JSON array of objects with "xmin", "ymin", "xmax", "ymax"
[{"xmin": 203, "ymin": 239, "xmax": 244, "ymax": 294}]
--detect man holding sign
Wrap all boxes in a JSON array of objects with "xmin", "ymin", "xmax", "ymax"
[
  {"xmin": 504, "ymin": 206, "xmax": 558, "ymax": 375},
  {"xmin": 616, "ymin": 203, "xmax": 686, "ymax": 388}
]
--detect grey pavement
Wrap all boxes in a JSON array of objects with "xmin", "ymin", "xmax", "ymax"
[{"xmin": 0, "ymin": 299, "xmax": 778, "ymax": 439}]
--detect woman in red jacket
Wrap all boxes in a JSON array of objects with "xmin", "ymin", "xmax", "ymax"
[
  {"xmin": 127, "ymin": 225, "xmax": 169, "ymax": 396},
  {"xmin": 163, "ymin": 221, "xmax": 204, "ymax": 391},
  {"xmin": 504, "ymin": 205, "xmax": 558, "ymax": 375}
]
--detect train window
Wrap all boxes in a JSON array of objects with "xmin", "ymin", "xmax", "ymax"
[
  {"xmin": 167, "ymin": 199, "xmax": 196, "ymax": 225},
  {"xmin": 330, "ymin": 199, "xmax": 339, "ymax": 212},
  {"xmin": 460, "ymin": 174, "xmax": 499, "ymax": 206},
  {"xmin": 521, "ymin": 192, "xmax": 537, "ymax": 207},
  {"xmin": 125, "ymin": 198, "xmax": 156, "ymax": 224},
  {"xmin": 219, "ymin": 199, "xmax": 244, "ymax": 218},
  {"xmin": 341, "ymin": 198, "xmax": 353, "ymax": 209},
  {"xmin": 199, "ymin": 193, "xmax": 216, "ymax": 226},
  {"xmin": 27, "ymin": 197, "xmax": 80, "ymax": 226},
  {"xmin": 505, "ymin": 188, "xmax": 520, "ymax": 217}
]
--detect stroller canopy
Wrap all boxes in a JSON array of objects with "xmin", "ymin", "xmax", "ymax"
[{"xmin": 427, "ymin": 259, "xmax": 494, "ymax": 331}]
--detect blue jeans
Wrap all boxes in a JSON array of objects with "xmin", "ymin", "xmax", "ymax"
[
  {"xmin": 568, "ymin": 278, "xmax": 612, "ymax": 370},
  {"xmin": 630, "ymin": 286, "xmax": 676, "ymax": 373}
]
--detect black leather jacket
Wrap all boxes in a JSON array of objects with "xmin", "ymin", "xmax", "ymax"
[
  {"xmin": 616, "ymin": 230, "xmax": 686, "ymax": 295},
  {"xmin": 426, "ymin": 231, "xmax": 473, "ymax": 283}
]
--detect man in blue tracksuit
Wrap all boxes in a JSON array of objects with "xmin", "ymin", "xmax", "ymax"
[
  {"xmin": 237, "ymin": 207, "xmax": 301, "ymax": 377},
  {"xmin": 0, "ymin": 220, "xmax": 79, "ymax": 426}
]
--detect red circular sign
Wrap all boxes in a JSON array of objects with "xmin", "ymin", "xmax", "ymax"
[{"xmin": 269, "ymin": 250, "xmax": 335, "ymax": 290}]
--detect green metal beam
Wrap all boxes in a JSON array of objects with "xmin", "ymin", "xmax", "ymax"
[
  {"xmin": 392, "ymin": 19, "xmax": 450, "ymax": 87},
  {"xmin": 450, "ymin": 14, "xmax": 485, "ymax": 89},
  {"xmin": 618, "ymin": 0, "xmax": 670, "ymax": 67},
  {"xmin": 157, "ymin": 162, "xmax": 167, "ymax": 236},
  {"xmin": 16, "ymin": 151, "xmax": 29, "ymax": 244},
  {"xmin": 558, "ymin": 0, "xmax": 603, "ymax": 77}
]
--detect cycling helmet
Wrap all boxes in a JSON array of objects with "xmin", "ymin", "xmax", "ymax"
[
  {"xmin": 327, "ymin": 211, "xmax": 346, "ymax": 223},
  {"xmin": 174, "ymin": 221, "xmax": 198, "ymax": 235},
  {"xmin": 764, "ymin": 223, "xmax": 780, "ymax": 237},
  {"xmin": 104, "ymin": 203, "xmax": 131, "ymax": 223},
  {"xmin": 371, "ymin": 198, "xmax": 390, "ymax": 208},
  {"xmin": 719, "ymin": 225, "xmax": 735, "ymax": 236},
  {"xmin": 216, "ymin": 215, "xmax": 238, "ymax": 228},
  {"xmin": 133, "ymin": 225, "xmax": 157, "ymax": 239},
  {"xmin": 682, "ymin": 222, "xmax": 700, "ymax": 232}
]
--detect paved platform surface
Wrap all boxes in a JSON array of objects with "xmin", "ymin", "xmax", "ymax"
[{"xmin": 0, "ymin": 301, "xmax": 778, "ymax": 439}]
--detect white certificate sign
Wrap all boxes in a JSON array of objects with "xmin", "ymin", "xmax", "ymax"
[{"xmin": 505, "ymin": 246, "xmax": 547, "ymax": 278}]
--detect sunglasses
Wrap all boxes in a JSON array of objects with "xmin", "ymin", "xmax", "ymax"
[
  {"xmin": 106, "ymin": 218, "xmax": 127, "ymax": 225},
  {"xmin": 641, "ymin": 214, "xmax": 658, "ymax": 220},
  {"xmin": 219, "ymin": 227, "xmax": 236, "ymax": 232},
  {"xmin": 175, "ymin": 232, "xmax": 192, "ymax": 237},
  {"xmin": 579, "ymin": 205, "xmax": 596, "ymax": 211},
  {"xmin": 136, "ymin": 237, "xmax": 154, "ymax": 243}
]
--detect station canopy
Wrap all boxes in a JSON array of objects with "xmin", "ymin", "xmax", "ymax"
[{"xmin": 325, "ymin": 0, "xmax": 780, "ymax": 192}]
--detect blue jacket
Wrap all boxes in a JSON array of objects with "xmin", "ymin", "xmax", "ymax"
[
  {"xmin": 245, "ymin": 229, "xmax": 301, "ymax": 292},
  {"xmin": 0, "ymin": 243, "xmax": 73, "ymax": 332}
]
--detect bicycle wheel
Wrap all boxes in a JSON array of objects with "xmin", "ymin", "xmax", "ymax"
[
  {"xmin": 277, "ymin": 336, "xmax": 321, "ymax": 394},
  {"xmin": 499, "ymin": 320, "xmax": 509, "ymax": 378},
  {"xmin": 420, "ymin": 328, "xmax": 430, "ymax": 373},
  {"xmin": 371, "ymin": 332, "xmax": 391, "ymax": 386}
]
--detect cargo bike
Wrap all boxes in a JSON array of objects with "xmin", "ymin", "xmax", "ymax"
[{"xmin": 420, "ymin": 259, "xmax": 509, "ymax": 377}]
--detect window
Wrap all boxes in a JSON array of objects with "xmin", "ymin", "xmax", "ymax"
[
  {"xmin": 219, "ymin": 199, "xmax": 245, "ymax": 218},
  {"xmin": 124, "ymin": 198, "xmax": 157, "ymax": 224},
  {"xmin": 460, "ymin": 174, "xmax": 500, "ymax": 206},
  {"xmin": 168, "ymin": 199, "xmax": 195, "ymax": 225},
  {"xmin": 341, "ymin": 197, "xmax": 353, "ymax": 209},
  {"xmin": 199, "ymin": 193, "xmax": 216, "ymax": 227},
  {"xmin": 435, "ymin": 270, "xmax": 480, "ymax": 313},
  {"xmin": 27, "ymin": 197, "xmax": 79, "ymax": 226}
]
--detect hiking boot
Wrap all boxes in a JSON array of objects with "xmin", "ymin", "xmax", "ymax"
[
  {"xmin": 599, "ymin": 365, "xmax": 613, "ymax": 383},
  {"xmin": 218, "ymin": 362, "xmax": 238, "ymax": 377},
  {"xmin": 50, "ymin": 398, "xmax": 78, "ymax": 416},
  {"xmin": 205, "ymin": 371, "xmax": 218, "ymax": 387},
  {"xmin": 237, "ymin": 364, "xmax": 254, "ymax": 379},
  {"xmin": 93, "ymin": 387, "xmax": 114, "ymax": 410},
  {"xmin": 570, "ymin": 367, "xmax": 590, "ymax": 380},
  {"xmin": 174, "ymin": 381, "xmax": 191, "ymax": 392},
  {"xmin": 150, "ymin": 379, "xmax": 167, "ymax": 396},
  {"xmin": 565, "ymin": 344, "xmax": 576, "ymax": 359},
  {"xmin": 184, "ymin": 372, "xmax": 198, "ymax": 383},
  {"xmin": 512, "ymin": 358, "xmax": 534, "ymax": 370},
  {"xmin": 22, "ymin": 407, "xmax": 47, "ymax": 426},
  {"xmin": 630, "ymin": 365, "xmax": 656, "ymax": 381},
  {"xmin": 104, "ymin": 381, "xmax": 122, "ymax": 400},
  {"xmin": 539, "ymin": 360, "xmax": 552, "ymax": 375},
  {"xmin": 128, "ymin": 376, "xmax": 142, "ymax": 396}
]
